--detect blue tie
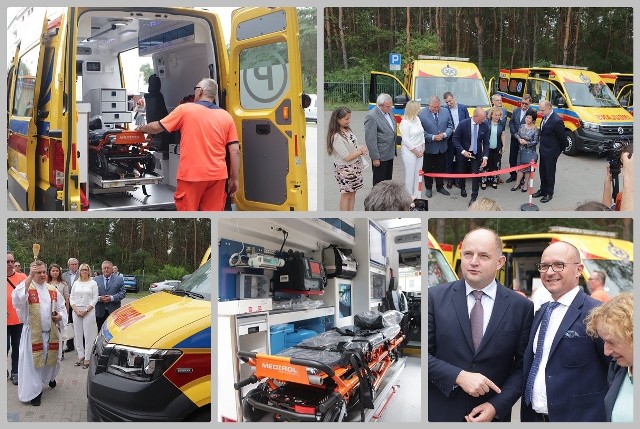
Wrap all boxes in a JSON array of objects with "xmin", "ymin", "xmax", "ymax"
[
  {"xmin": 434, "ymin": 113, "xmax": 439, "ymax": 125},
  {"xmin": 471, "ymin": 123, "xmax": 478, "ymax": 154},
  {"xmin": 524, "ymin": 301, "xmax": 560, "ymax": 405}
]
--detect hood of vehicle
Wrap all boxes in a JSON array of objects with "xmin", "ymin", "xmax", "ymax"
[
  {"xmin": 104, "ymin": 292, "xmax": 210, "ymax": 349},
  {"xmin": 571, "ymin": 106, "xmax": 633, "ymax": 124}
]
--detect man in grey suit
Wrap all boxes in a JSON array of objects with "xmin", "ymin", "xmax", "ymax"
[
  {"xmin": 419, "ymin": 96, "xmax": 453, "ymax": 197},
  {"xmin": 61, "ymin": 257, "xmax": 80, "ymax": 353},
  {"xmin": 95, "ymin": 260, "xmax": 127, "ymax": 331},
  {"xmin": 364, "ymin": 93, "xmax": 397, "ymax": 186},
  {"xmin": 507, "ymin": 94, "xmax": 532, "ymax": 183}
]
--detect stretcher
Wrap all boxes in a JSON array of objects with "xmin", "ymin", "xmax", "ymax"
[
  {"xmin": 234, "ymin": 310, "xmax": 406, "ymax": 422},
  {"xmin": 88, "ymin": 128, "xmax": 162, "ymax": 193}
]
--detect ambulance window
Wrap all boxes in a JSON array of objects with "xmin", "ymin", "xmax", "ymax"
[
  {"xmin": 239, "ymin": 41, "xmax": 290, "ymax": 110},
  {"xmin": 12, "ymin": 46, "xmax": 40, "ymax": 117},
  {"xmin": 498, "ymin": 77, "xmax": 509, "ymax": 92},
  {"xmin": 508, "ymin": 78, "xmax": 525, "ymax": 96}
]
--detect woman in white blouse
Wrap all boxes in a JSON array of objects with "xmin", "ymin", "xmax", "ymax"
[
  {"xmin": 399, "ymin": 100, "xmax": 425, "ymax": 201},
  {"xmin": 69, "ymin": 263, "xmax": 99, "ymax": 368}
]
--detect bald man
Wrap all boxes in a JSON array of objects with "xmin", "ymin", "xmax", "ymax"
[{"xmin": 521, "ymin": 241, "xmax": 609, "ymax": 422}]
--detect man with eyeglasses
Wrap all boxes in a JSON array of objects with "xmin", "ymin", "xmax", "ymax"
[
  {"xmin": 7, "ymin": 252, "xmax": 27, "ymax": 385},
  {"xmin": 137, "ymin": 78, "xmax": 239, "ymax": 211},
  {"xmin": 429, "ymin": 228, "xmax": 533, "ymax": 422},
  {"xmin": 521, "ymin": 241, "xmax": 609, "ymax": 422},
  {"xmin": 364, "ymin": 93, "xmax": 397, "ymax": 186},
  {"xmin": 507, "ymin": 94, "xmax": 533, "ymax": 183}
]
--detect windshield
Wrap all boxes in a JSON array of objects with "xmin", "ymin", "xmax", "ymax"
[
  {"xmin": 582, "ymin": 259, "xmax": 633, "ymax": 297},
  {"xmin": 566, "ymin": 82, "xmax": 620, "ymax": 107},
  {"xmin": 428, "ymin": 248, "xmax": 457, "ymax": 287},
  {"xmin": 175, "ymin": 260, "xmax": 211, "ymax": 301},
  {"xmin": 414, "ymin": 77, "xmax": 490, "ymax": 107}
]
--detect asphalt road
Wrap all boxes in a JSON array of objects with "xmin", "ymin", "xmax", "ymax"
[
  {"xmin": 323, "ymin": 110, "xmax": 614, "ymax": 211},
  {"xmin": 7, "ymin": 296, "xmax": 137, "ymax": 422}
]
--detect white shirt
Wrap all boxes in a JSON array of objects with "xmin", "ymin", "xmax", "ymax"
[
  {"xmin": 450, "ymin": 106, "xmax": 460, "ymax": 129},
  {"xmin": 399, "ymin": 118, "xmax": 425, "ymax": 151},
  {"xmin": 464, "ymin": 280, "xmax": 497, "ymax": 336},
  {"xmin": 70, "ymin": 279, "xmax": 99, "ymax": 308},
  {"xmin": 530, "ymin": 285, "xmax": 581, "ymax": 414}
]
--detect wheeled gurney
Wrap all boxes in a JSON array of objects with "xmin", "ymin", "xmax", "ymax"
[{"xmin": 234, "ymin": 310, "xmax": 406, "ymax": 422}]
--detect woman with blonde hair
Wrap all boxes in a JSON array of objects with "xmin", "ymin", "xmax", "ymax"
[
  {"xmin": 483, "ymin": 106, "xmax": 506, "ymax": 189},
  {"xmin": 69, "ymin": 263, "xmax": 99, "ymax": 369},
  {"xmin": 399, "ymin": 100, "xmax": 425, "ymax": 201},
  {"xmin": 585, "ymin": 292, "xmax": 633, "ymax": 422}
]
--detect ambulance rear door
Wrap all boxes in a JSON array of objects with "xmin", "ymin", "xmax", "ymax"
[
  {"xmin": 7, "ymin": 14, "xmax": 49, "ymax": 210},
  {"xmin": 228, "ymin": 7, "xmax": 308, "ymax": 211}
]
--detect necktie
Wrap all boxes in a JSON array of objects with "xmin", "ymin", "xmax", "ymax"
[
  {"xmin": 541, "ymin": 116, "xmax": 547, "ymax": 129},
  {"xmin": 524, "ymin": 301, "xmax": 560, "ymax": 405},
  {"xmin": 470, "ymin": 290, "xmax": 484, "ymax": 351},
  {"xmin": 434, "ymin": 113, "xmax": 439, "ymax": 125},
  {"xmin": 471, "ymin": 123, "xmax": 478, "ymax": 153}
]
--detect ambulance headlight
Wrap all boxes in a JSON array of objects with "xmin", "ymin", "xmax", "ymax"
[
  {"xmin": 581, "ymin": 121, "xmax": 600, "ymax": 132},
  {"xmin": 105, "ymin": 345, "xmax": 182, "ymax": 382}
]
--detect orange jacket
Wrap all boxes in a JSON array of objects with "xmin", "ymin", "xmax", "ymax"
[{"xmin": 7, "ymin": 272, "xmax": 27, "ymax": 325}]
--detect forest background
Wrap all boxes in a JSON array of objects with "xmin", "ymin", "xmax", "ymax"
[
  {"xmin": 324, "ymin": 7, "xmax": 633, "ymax": 106},
  {"xmin": 7, "ymin": 218, "xmax": 211, "ymax": 291}
]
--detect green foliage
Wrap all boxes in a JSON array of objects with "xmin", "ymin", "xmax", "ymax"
[
  {"xmin": 140, "ymin": 63, "xmax": 154, "ymax": 83},
  {"xmin": 297, "ymin": 7, "xmax": 317, "ymax": 93},
  {"xmin": 157, "ymin": 264, "xmax": 188, "ymax": 281}
]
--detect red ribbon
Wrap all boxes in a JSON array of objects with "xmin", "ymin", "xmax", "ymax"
[{"xmin": 420, "ymin": 162, "xmax": 537, "ymax": 178}]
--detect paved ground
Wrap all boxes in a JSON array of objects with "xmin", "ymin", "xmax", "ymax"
[
  {"xmin": 323, "ymin": 110, "xmax": 614, "ymax": 211},
  {"xmin": 6, "ymin": 296, "xmax": 136, "ymax": 422}
]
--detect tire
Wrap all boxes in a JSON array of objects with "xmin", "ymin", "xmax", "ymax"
[
  {"xmin": 321, "ymin": 400, "xmax": 346, "ymax": 422},
  {"xmin": 563, "ymin": 130, "xmax": 579, "ymax": 156},
  {"xmin": 242, "ymin": 388, "xmax": 268, "ymax": 422}
]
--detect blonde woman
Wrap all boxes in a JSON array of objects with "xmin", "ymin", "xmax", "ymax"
[
  {"xmin": 399, "ymin": 100, "xmax": 425, "ymax": 201},
  {"xmin": 69, "ymin": 263, "xmax": 99, "ymax": 368}
]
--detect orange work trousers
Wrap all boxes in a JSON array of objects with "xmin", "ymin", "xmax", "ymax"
[{"xmin": 174, "ymin": 179, "xmax": 226, "ymax": 211}]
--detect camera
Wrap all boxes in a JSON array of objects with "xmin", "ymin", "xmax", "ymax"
[{"xmin": 597, "ymin": 138, "xmax": 632, "ymax": 176}]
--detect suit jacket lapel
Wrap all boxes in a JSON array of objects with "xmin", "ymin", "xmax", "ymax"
[
  {"xmin": 476, "ymin": 282, "xmax": 509, "ymax": 354},
  {"xmin": 549, "ymin": 291, "xmax": 584, "ymax": 356},
  {"xmin": 376, "ymin": 108, "xmax": 395, "ymax": 132},
  {"xmin": 451, "ymin": 280, "xmax": 475, "ymax": 352}
]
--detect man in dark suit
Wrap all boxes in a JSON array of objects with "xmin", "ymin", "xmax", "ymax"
[
  {"xmin": 507, "ymin": 94, "xmax": 532, "ymax": 183},
  {"xmin": 521, "ymin": 241, "xmax": 609, "ymax": 422},
  {"xmin": 95, "ymin": 260, "xmax": 127, "ymax": 331},
  {"xmin": 418, "ymin": 95, "xmax": 453, "ymax": 198},
  {"xmin": 429, "ymin": 228, "xmax": 534, "ymax": 422},
  {"xmin": 452, "ymin": 108, "xmax": 490, "ymax": 206},
  {"xmin": 532, "ymin": 100, "xmax": 567, "ymax": 203},
  {"xmin": 443, "ymin": 92, "xmax": 470, "ymax": 189},
  {"xmin": 61, "ymin": 257, "xmax": 80, "ymax": 353},
  {"xmin": 364, "ymin": 93, "xmax": 397, "ymax": 186}
]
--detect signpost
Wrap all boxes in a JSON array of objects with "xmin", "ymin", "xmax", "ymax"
[{"xmin": 389, "ymin": 53, "xmax": 402, "ymax": 71}]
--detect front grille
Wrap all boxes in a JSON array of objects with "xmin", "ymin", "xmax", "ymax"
[{"xmin": 601, "ymin": 125, "xmax": 633, "ymax": 136}]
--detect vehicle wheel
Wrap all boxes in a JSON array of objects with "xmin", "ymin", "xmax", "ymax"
[
  {"xmin": 321, "ymin": 400, "xmax": 346, "ymax": 422},
  {"xmin": 185, "ymin": 406, "xmax": 210, "ymax": 422},
  {"xmin": 242, "ymin": 388, "xmax": 268, "ymax": 422},
  {"xmin": 563, "ymin": 130, "xmax": 579, "ymax": 156}
]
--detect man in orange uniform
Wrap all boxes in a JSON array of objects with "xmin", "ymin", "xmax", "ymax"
[
  {"xmin": 138, "ymin": 78, "xmax": 240, "ymax": 211},
  {"xmin": 7, "ymin": 251, "xmax": 27, "ymax": 385},
  {"xmin": 587, "ymin": 270, "xmax": 610, "ymax": 303}
]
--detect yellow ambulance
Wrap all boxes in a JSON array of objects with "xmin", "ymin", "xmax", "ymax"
[
  {"xmin": 87, "ymin": 253, "xmax": 211, "ymax": 421},
  {"xmin": 599, "ymin": 73, "xmax": 633, "ymax": 115},
  {"xmin": 427, "ymin": 231, "xmax": 458, "ymax": 287},
  {"xmin": 451, "ymin": 226, "xmax": 633, "ymax": 297},
  {"xmin": 370, "ymin": 56, "xmax": 491, "ymax": 125},
  {"xmin": 496, "ymin": 66, "xmax": 633, "ymax": 156},
  {"xmin": 7, "ymin": 7, "xmax": 308, "ymax": 211}
]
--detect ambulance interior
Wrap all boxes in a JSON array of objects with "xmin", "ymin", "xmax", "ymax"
[
  {"xmin": 75, "ymin": 10, "xmax": 221, "ymax": 209},
  {"xmin": 217, "ymin": 218, "xmax": 422, "ymax": 422}
]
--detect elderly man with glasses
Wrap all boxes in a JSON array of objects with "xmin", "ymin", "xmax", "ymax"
[
  {"xmin": 507, "ymin": 94, "xmax": 533, "ymax": 183},
  {"xmin": 521, "ymin": 241, "xmax": 610, "ymax": 422}
]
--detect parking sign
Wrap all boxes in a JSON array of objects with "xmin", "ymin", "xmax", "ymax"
[{"xmin": 389, "ymin": 53, "xmax": 401, "ymax": 71}]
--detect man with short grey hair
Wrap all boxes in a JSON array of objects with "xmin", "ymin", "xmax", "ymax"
[
  {"xmin": 364, "ymin": 180, "xmax": 412, "ymax": 211},
  {"xmin": 364, "ymin": 93, "xmax": 397, "ymax": 186},
  {"xmin": 137, "ymin": 78, "xmax": 239, "ymax": 211},
  {"xmin": 419, "ymin": 96, "xmax": 453, "ymax": 198}
]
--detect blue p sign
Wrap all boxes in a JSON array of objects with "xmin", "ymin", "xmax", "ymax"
[{"xmin": 389, "ymin": 53, "xmax": 401, "ymax": 71}]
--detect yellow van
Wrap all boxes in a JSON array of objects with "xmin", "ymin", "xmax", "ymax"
[
  {"xmin": 451, "ymin": 226, "xmax": 633, "ymax": 297},
  {"xmin": 87, "ymin": 256, "xmax": 211, "ymax": 421},
  {"xmin": 7, "ymin": 7, "xmax": 307, "ymax": 211},
  {"xmin": 497, "ymin": 66, "xmax": 633, "ymax": 156},
  {"xmin": 427, "ymin": 231, "xmax": 458, "ymax": 287},
  {"xmin": 370, "ymin": 56, "xmax": 491, "ymax": 124},
  {"xmin": 599, "ymin": 73, "xmax": 633, "ymax": 115}
]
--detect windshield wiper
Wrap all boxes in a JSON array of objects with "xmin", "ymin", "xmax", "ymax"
[{"xmin": 172, "ymin": 289, "xmax": 205, "ymax": 299}]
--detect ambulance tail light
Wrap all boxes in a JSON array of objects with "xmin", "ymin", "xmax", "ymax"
[{"xmin": 50, "ymin": 140, "xmax": 65, "ymax": 188}]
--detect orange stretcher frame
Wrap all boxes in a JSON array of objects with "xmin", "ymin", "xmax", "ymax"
[{"xmin": 234, "ymin": 332, "xmax": 405, "ymax": 422}]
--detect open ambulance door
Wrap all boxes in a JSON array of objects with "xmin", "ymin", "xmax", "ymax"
[
  {"xmin": 228, "ymin": 7, "xmax": 308, "ymax": 211},
  {"xmin": 61, "ymin": 8, "xmax": 81, "ymax": 210},
  {"xmin": 6, "ymin": 15, "xmax": 49, "ymax": 211}
]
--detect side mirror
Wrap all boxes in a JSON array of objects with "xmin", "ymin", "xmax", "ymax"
[
  {"xmin": 557, "ymin": 97, "xmax": 566, "ymax": 108},
  {"xmin": 619, "ymin": 98, "xmax": 629, "ymax": 107},
  {"xmin": 394, "ymin": 95, "xmax": 409, "ymax": 109}
]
